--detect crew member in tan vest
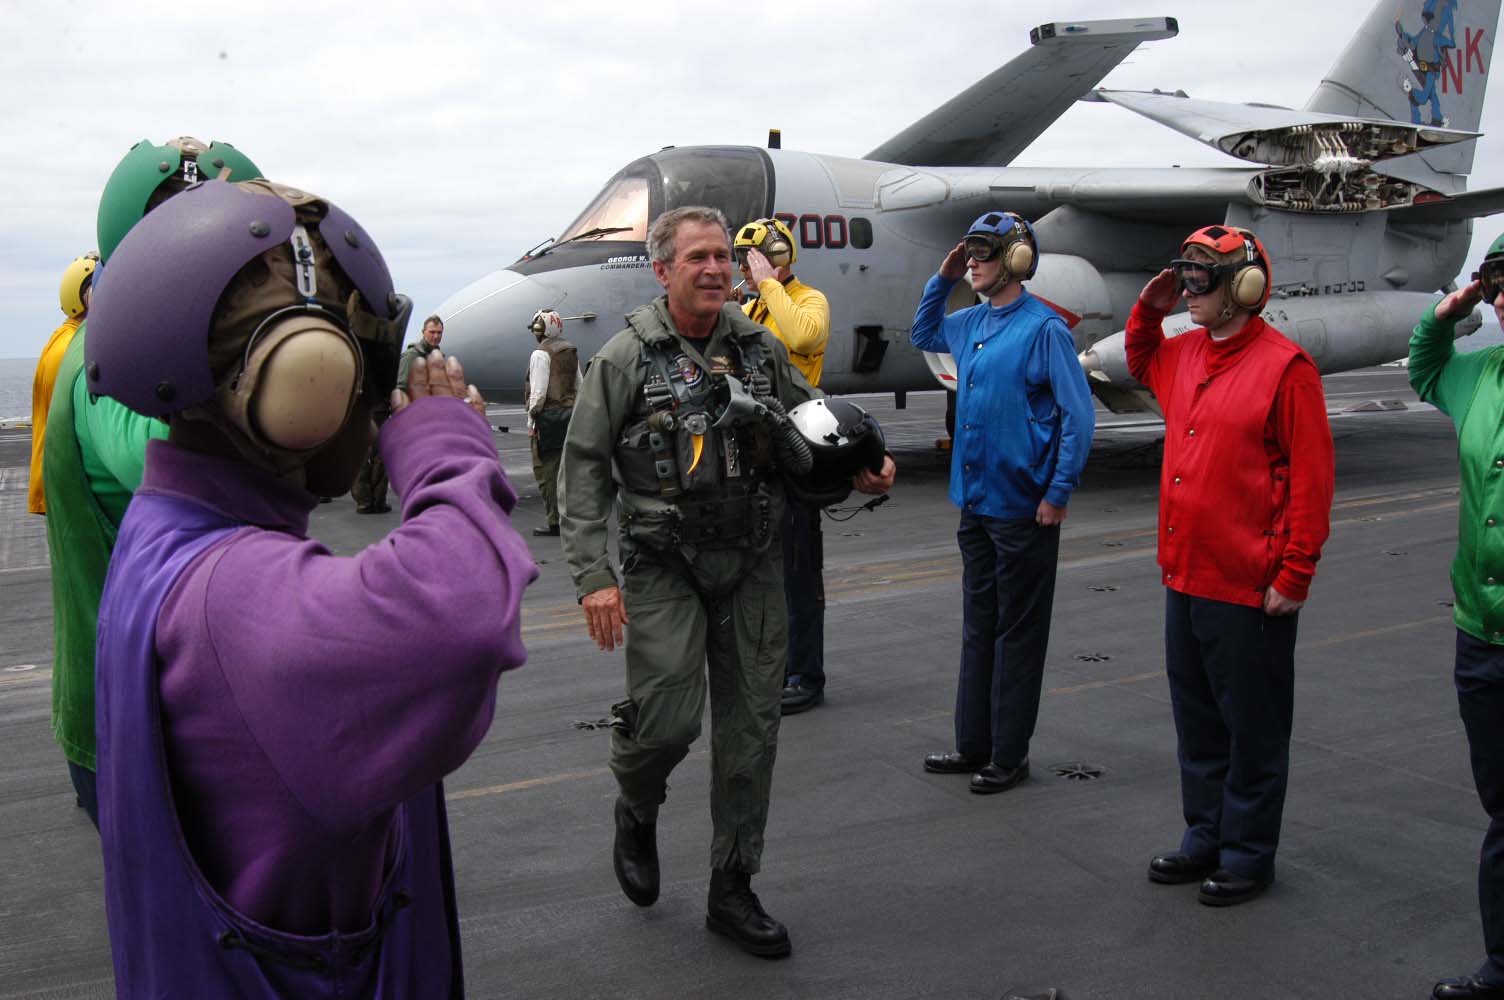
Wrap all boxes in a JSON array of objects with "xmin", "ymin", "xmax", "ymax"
[{"xmin": 525, "ymin": 309, "xmax": 581, "ymax": 536}]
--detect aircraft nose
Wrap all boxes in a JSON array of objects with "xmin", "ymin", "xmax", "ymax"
[{"xmin": 435, "ymin": 269, "xmax": 557, "ymax": 403}]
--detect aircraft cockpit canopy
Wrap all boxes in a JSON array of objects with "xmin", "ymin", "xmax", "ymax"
[{"xmin": 512, "ymin": 146, "xmax": 772, "ymax": 275}]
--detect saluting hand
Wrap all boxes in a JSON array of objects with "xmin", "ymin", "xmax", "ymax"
[
  {"xmin": 744, "ymin": 248, "xmax": 778, "ymax": 287},
  {"xmin": 1139, "ymin": 268, "xmax": 1180, "ymax": 312},
  {"xmin": 1436, "ymin": 278, "xmax": 1486, "ymax": 320},
  {"xmin": 939, "ymin": 241, "xmax": 968, "ymax": 281},
  {"xmin": 391, "ymin": 349, "xmax": 487, "ymax": 416},
  {"xmin": 582, "ymin": 585, "xmax": 629, "ymax": 651}
]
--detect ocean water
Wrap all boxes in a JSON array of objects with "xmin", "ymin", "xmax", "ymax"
[{"xmin": 0, "ymin": 357, "xmax": 37, "ymax": 426}]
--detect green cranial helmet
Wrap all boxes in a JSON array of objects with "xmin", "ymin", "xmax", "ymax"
[
  {"xmin": 1487, "ymin": 232, "xmax": 1504, "ymax": 262},
  {"xmin": 96, "ymin": 137, "xmax": 262, "ymax": 262}
]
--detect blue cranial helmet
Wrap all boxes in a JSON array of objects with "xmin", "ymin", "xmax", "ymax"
[{"xmin": 964, "ymin": 211, "xmax": 1038, "ymax": 282}]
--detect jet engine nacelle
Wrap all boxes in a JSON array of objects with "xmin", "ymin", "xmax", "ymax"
[{"xmin": 921, "ymin": 252, "xmax": 1115, "ymax": 390}]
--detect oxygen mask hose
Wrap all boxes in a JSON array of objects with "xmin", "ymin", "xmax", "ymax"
[{"xmin": 758, "ymin": 395, "xmax": 813, "ymax": 475}]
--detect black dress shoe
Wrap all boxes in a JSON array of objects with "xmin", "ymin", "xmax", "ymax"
[
  {"xmin": 780, "ymin": 683, "xmax": 823, "ymax": 715},
  {"xmin": 1197, "ymin": 869, "xmax": 1269, "ymax": 907},
  {"xmin": 355, "ymin": 504, "xmax": 392, "ymax": 515},
  {"xmin": 970, "ymin": 758, "xmax": 1029, "ymax": 794},
  {"xmin": 612, "ymin": 798, "xmax": 659, "ymax": 907},
  {"xmin": 1434, "ymin": 975, "xmax": 1504, "ymax": 998},
  {"xmin": 1147, "ymin": 852, "xmax": 1218, "ymax": 885},
  {"xmin": 706, "ymin": 869, "xmax": 791, "ymax": 958},
  {"xmin": 532, "ymin": 524, "xmax": 560, "ymax": 537},
  {"xmin": 923, "ymin": 750, "xmax": 989, "ymax": 774}
]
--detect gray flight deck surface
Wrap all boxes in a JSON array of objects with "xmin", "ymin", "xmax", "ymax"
[{"xmin": 0, "ymin": 366, "xmax": 1487, "ymax": 999}]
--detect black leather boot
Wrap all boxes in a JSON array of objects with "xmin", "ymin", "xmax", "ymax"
[
  {"xmin": 705, "ymin": 868, "xmax": 791, "ymax": 958},
  {"xmin": 612, "ymin": 798, "xmax": 659, "ymax": 907}
]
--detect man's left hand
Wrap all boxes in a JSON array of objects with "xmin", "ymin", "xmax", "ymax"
[
  {"xmin": 1263, "ymin": 586, "xmax": 1304, "ymax": 616},
  {"xmin": 1036, "ymin": 500, "xmax": 1067, "ymax": 526},
  {"xmin": 744, "ymin": 248, "xmax": 777, "ymax": 286},
  {"xmin": 853, "ymin": 454, "xmax": 896, "ymax": 495}
]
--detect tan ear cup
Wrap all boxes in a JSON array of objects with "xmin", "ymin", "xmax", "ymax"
[
  {"xmin": 1006, "ymin": 242, "xmax": 1035, "ymax": 279},
  {"xmin": 225, "ymin": 314, "xmax": 362, "ymax": 453},
  {"xmin": 1231, "ymin": 266, "xmax": 1267, "ymax": 309},
  {"xmin": 764, "ymin": 237, "xmax": 792, "ymax": 268}
]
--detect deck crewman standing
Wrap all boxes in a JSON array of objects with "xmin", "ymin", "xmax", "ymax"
[
  {"xmin": 1408, "ymin": 233, "xmax": 1504, "ymax": 1000},
  {"xmin": 1129, "ymin": 224, "xmax": 1334, "ymax": 907},
  {"xmin": 735, "ymin": 217, "xmax": 833, "ymax": 714},
  {"xmin": 524, "ymin": 308, "xmax": 580, "ymax": 537},
  {"xmin": 559, "ymin": 206, "xmax": 893, "ymax": 959},
  {"xmin": 912, "ymin": 211, "xmax": 1095, "ymax": 796}
]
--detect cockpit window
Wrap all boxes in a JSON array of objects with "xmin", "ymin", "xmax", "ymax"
[
  {"xmin": 511, "ymin": 146, "xmax": 772, "ymax": 275},
  {"xmin": 653, "ymin": 147, "xmax": 772, "ymax": 230},
  {"xmin": 557, "ymin": 174, "xmax": 651, "ymax": 243}
]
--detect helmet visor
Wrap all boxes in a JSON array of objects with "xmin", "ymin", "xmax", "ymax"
[
  {"xmin": 1474, "ymin": 258, "xmax": 1504, "ymax": 302},
  {"xmin": 1171, "ymin": 258, "xmax": 1221, "ymax": 296},
  {"xmin": 963, "ymin": 235, "xmax": 1003, "ymax": 263}
]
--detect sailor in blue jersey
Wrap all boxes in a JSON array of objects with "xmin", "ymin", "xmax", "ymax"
[{"xmin": 910, "ymin": 211, "xmax": 1095, "ymax": 794}]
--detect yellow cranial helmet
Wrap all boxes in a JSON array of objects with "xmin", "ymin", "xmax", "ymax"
[
  {"xmin": 733, "ymin": 218, "xmax": 796, "ymax": 269},
  {"xmin": 59, "ymin": 252, "xmax": 100, "ymax": 318}
]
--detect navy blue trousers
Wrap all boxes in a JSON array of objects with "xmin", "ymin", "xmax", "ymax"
[
  {"xmin": 781, "ymin": 500, "xmax": 825, "ymax": 691},
  {"xmin": 68, "ymin": 760, "xmax": 98, "ymax": 828},
  {"xmin": 1165, "ymin": 590, "xmax": 1296, "ymax": 882},
  {"xmin": 1455, "ymin": 629, "xmax": 1504, "ymax": 986},
  {"xmin": 954, "ymin": 512, "xmax": 1060, "ymax": 768}
]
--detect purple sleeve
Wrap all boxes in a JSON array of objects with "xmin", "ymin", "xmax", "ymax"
[{"xmin": 191, "ymin": 398, "xmax": 537, "ymax": 837}]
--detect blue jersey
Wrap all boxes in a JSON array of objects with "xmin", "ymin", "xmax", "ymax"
[{"xmin": 912, "ymin": 276, "xmax": 1095, "ymax": 517}]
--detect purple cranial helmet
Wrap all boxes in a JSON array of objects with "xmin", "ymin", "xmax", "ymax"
[{"xmin": 86, "ymin": 179, "xmax": 413, "ymax": 467}]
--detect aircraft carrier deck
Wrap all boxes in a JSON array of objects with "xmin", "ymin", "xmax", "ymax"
[{"xmin": 0, "ymin": 364, "xmax": 1487, "ymax": 999}]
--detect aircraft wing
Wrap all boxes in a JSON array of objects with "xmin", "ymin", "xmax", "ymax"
[
  {"xmin": 864, "ymin": 17, "xmax": 1179, "ymax": 167},
  {"xmin": 1088, "ymin": 89, "xmax": 1480, "ymax": 166},
  {"xmin": 1388, "ymin": 185, "xmax": 1504, "ymax": 225}
]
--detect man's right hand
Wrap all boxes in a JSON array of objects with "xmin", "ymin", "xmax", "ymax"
[
  {"xmin": 582, "ymin": 585, "xmax": 629, "ymax": 651},
  {"xmin": 1436, "ymin": 278, "xmax": 1485, "ymax": 320},
  {"xmin": 939, "ymin": 241, "xmax": 968, "ymax": 281},
  {"xmin": 1139, "ymin": 268, "xmax": 1180, "ymax": 312}
]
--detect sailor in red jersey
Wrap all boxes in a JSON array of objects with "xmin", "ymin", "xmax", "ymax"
[{"xmin": 1126, "ymin": 225, "xmax": 1334, "ymax": 907}]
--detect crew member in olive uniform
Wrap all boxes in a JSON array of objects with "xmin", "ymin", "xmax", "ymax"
[
  {"xmin": 397, "ymin": 314, "xmax": 443, "ymax": 391},
  {"xmin": 524, "ymin": 308, "xmax": 580, "ymax": 536},
  {"xmin": 560, "ymin": 206, "xmax": 892, "ymax": 958},
  {"xmin": 735, "ymin": 218, "xmax": 833, "ymax": 714}
]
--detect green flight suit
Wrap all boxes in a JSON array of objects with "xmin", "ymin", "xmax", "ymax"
[{"xmin": 560, "ymin": 297, "xmax": 814, "ymax": 873}]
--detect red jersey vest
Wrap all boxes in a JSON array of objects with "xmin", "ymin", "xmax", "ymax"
[{"xmin": 1155, "ymin": 319, "xmax": 1306, "ymax": 607}]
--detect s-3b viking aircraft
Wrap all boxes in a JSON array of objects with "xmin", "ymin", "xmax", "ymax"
[{"xmin": 437, "ymin": 0, "xmax": 1503, "ymax": 416}]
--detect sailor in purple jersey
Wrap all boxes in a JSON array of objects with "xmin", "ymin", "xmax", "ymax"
[{"xmin": 86, "ymin": 177, "xmax": 537, "ymax": 998}]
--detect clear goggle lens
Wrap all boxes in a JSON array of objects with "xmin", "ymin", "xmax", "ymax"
[
  {"xmin": 963, "ymin": 236, "xmax": 1003, "ymax": 263},
  {"xmin": 1171, "ymin": 259, "xmax": 1219, "ymax": 295}
]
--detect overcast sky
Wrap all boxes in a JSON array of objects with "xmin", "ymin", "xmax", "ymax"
[{"xmin": 2, "ymin": 0, "xmax": 1500, "ymax": 362}]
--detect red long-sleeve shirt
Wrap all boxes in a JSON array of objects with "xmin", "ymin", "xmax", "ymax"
[{"xmin": 1126, "ymin": 301, "xmax": 1334, "ymax": 606}]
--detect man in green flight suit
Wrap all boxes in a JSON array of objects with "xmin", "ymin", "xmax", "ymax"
[{"xmin": 559, "ymin": 206, "xmax": 894, "ymax": 958}]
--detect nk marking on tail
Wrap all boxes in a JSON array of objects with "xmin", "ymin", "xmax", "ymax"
[{"xmin": 1394, "ymin": 0, "xmax": 1490, "ymax": 126}]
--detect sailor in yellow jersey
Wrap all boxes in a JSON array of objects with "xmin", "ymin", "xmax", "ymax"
[
  {"xmin": 29, "ymin": 253, "xmax": 97, "ymax": 514},
  {"xmin": 735, "ymin": 218, "xmax": 833, "ymax": 713}
]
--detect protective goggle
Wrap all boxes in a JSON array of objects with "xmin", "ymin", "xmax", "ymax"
[
  {"xmin": 733, "ymin": 246, "xmax": 755, "ymax": 268},
  {"xmin": 1170, "ymin": 258, "xmax": 1233, "ymax": 296},
  {"xmin": 963, "ymin": 235, "xmax": 1007, "ymax": 263},
  {"xmin": 1473, "ymin": 259, "xmax": 1504, "ymax": 302}
]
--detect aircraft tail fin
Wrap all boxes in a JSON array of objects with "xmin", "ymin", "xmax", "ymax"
[{"xmin": 1305, "ymin": 0, "xmax": 1498, "ymax": 180}]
